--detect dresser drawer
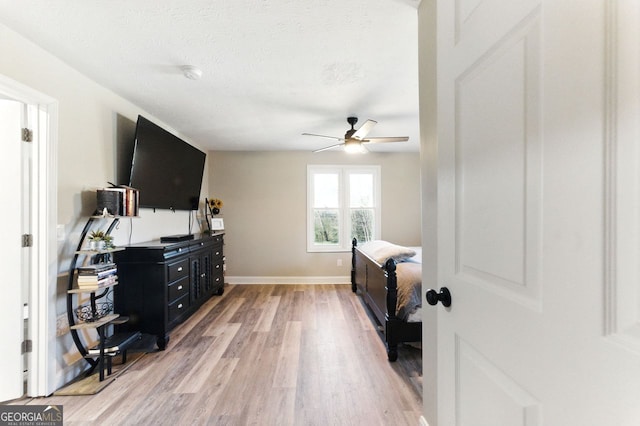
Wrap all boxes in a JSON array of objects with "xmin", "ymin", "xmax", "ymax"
[
  {"xmin": 213, "ymin": 259, "xmax": 224, "ymax": 275},
  {"xmin": 168, "ymin": 276, "xmax": 189, "ymax": 303},
  {"xmin": 211, "ymin": 259, "xmax": 224, "ymax": 290},
  {"xmin": 168, "ymin": 294, "xmax": 189, "ymax": 324},
  {"xmin": 211, "ymin": 245, "xmax": 224, "ymax": 262},
  {"xmin": 212, "ymin": 271, "xmax": 223, "ymax": 288},
  {"xmin": 167, "ymin": 258, "xmax": 189, "ymax": 282}
]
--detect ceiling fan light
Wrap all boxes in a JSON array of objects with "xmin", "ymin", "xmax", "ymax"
[{"xmin": 344, "ymin": 140, "xmax": 365, "ymax": 154}]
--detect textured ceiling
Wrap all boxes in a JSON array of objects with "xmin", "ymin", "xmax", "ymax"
[{"xmin": 0, "ymin": 0, "xmax": 420, "ymax": 152}]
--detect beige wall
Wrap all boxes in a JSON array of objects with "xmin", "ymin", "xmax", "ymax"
[{"xmin": 209, "ymin": 151, "xmax": 421, "ymax": 281}]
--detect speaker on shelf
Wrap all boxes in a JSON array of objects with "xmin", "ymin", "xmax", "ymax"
[
  {"xmin": 97, "ymin": 189, "xmax": 121, "ymax": 216},
  {"xmin": 96, "ymin": 185, "xmax": 139, "ymax": 216}
]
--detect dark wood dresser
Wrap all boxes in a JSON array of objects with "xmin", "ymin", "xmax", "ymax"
[{"xmin": 113, "ymin": 232, "xmax": 224, "ymax": 349}]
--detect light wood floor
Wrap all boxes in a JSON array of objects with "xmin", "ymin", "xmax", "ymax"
[{"xmin": 18, "ymin": 284, "xmax": 422, "ymax": 425}]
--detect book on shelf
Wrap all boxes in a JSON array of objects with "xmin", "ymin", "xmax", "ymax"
[
  {"xmin": 77, "ymin": 267, "xmax": 117, "ymax": 278},
  {"xmin": 77, "ymin": 263, "xmax": 116, "ymax": 274},
  {"xmin": 78, "ymin": 274, "xmax": 118, "ymax": 283},
  {"xmin": 77, "ymin": 282, "xmax": 117, "ymax": 291},
  {"xmin": 77, "ymin": 275, "xmax": 118, "ymax": 288},
  {"xmin": 77, "ymin": 273, "xmax": 118, "ymax": 283}
]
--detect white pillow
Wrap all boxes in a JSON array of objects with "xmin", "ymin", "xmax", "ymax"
[{"xmin": 359, "ymin": 240, "xmax": 417, "ymax": 265}]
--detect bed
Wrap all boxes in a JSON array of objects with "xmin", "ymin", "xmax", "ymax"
[{"xmin": 351, "ymin": 238, "xmax": 422, "ymax": 361}]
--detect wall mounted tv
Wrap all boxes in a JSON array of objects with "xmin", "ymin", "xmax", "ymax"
[{"xmin": 129, "ymin": 115, "xmax": 206, "ymax": 211}]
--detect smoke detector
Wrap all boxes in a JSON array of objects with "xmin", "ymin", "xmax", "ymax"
[{"xmin": 181, "ymin": 65, "xmax": 202, "ymax": 80}]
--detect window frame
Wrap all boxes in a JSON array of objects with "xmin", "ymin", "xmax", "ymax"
[{"xmin": 307, "ymin": 164, "xmax": 381, "ymax": 252}]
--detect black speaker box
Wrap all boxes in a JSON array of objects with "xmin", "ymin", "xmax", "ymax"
[{"xmin": 96, "ymin": 189, "xmax": 122, "ymax": 216}]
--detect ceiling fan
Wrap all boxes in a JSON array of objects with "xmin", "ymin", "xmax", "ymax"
[{"xmin": 303, "ymin": 117, "xmax": 409, "ymax": 153}]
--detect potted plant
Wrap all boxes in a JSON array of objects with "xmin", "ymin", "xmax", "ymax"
[{"xmin": 88, "ymin": 230, "xmax": 114, "ymax": 250}]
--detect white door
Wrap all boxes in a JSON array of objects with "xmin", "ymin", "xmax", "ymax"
[
  {"xmin": 424, "ymin": 0, "xmax": 640, "ymax": 424},
  {"xmin": 0, "ymin": 98, "xmax": 26, "ymax": 401}
]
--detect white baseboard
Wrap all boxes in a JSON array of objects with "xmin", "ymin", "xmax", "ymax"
[{"xmin": 225, "ymin": 276, "xmax": 351, "ymax": 285}]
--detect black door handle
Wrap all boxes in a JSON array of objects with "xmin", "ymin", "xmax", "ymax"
[{"xmin": 426, "ymin": 287, "xmax": 452, "ymax": 307}]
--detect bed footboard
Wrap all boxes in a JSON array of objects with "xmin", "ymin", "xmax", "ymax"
[{"xmin": 351, "ymin": 238, "xmax": 422, "ymax": 361}]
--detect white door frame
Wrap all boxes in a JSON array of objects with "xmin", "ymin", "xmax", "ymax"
[
  {"xmin": 417, "ymin": 1, "xmax": 438, "ymax": 425},
  {"xmin": 0, "ymin": 74, "xmax": 58, "ymax": 397}
]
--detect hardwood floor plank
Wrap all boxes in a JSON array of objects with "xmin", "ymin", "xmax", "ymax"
[
  {"xmin": 95, "ymin": 350, "xmax": 186, "ymax": 424},
  {"xmin": 325, "ymin": 284, "xmax": 347, "ymax": 322},
  {"xmin": 345, "ymin": 289, "xmax": 376, "ymax": 331},
  {"xmin": 145, "ymin": 346, "xmax": 210, "ymax": 394},
  {"xmin": 300, "ymin": 285, "xmax": 318, "ymax": 331},
  {"xmin": 20, "ymin": 284, "xmax": 422, "ymax": 425},
  {"xmin": 290, "ymin": 288, "xmax": 305, "ymax": 322},
  {"xmin": 246, "ymin": 387, "xmax": 296, "ymax": 426},
  {"xmin": 166, "ymin": 291, "xmax": 225, "ymax": 346},
  {"xmin": 182, "ymin": 357, "xmax": 240, "ymax": 425},
  {"xmin": 272, "ymin": 321, "xmax": 302, "ymax": 388},
  {"xmin": 73, "ymin": 369, "xmax": 146, "ymax": 422},
  {"xmin": 143, "ymin": 392, "xmax": 195, "ymax": 425},
  {"xmin": 252, "ymin": 295, "xmax": 281, "ymax": 332},
  {"xmin": 174, "ymin": 322, "xmax": 241, "ymax": 394},
  {"xmin": 202, "ymin": 297, "xmax": 245, "ymax": 336},
  {"xmin": 210, "ymin": 332, "xmax": 276, "ymax": 418}
]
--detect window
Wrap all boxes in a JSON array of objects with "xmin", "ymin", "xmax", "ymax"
[{"xmin": 307, "ymin": 165, "xmax": 381, "ymax": 252}]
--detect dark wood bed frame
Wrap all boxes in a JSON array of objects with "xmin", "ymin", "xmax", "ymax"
[{"xmin": 351, "ymin": 238, "xmax": 422, "ymax": 361}]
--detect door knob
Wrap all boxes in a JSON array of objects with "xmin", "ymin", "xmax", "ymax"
[{"xmin": 426, "ymin": 287, "xmax": 452, "ymax": 307}]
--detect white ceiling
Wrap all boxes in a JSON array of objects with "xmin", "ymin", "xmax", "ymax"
[{"xmin": 0, "ymin": 0, "xmax": 420, "ymax": 153}]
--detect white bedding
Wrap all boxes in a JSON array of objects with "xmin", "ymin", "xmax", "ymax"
[
  {"xmin": 406, "ymin": 247, "xmax": 422, "ymax": 264},
  {"xmin": 359, "ymin": 240, "xmax": 417, "ymax": 264},
  {"xmin": 359, "ymin": 240, "xmax": 423, "ymax": 322}
]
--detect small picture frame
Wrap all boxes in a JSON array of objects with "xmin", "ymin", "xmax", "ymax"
[{"xmin": 210, "ymin": 218, "xmax": 224, "ymax": 231}]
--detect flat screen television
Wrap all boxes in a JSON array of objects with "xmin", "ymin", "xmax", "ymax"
[{"xmin": 129, "ymin": 115, "xmax": 206, "ymax": 211}]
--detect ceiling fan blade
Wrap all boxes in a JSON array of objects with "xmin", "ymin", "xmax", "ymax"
[
  {"xmin": 302, "ymin": 133, "xmax": 344, "ymax": 141},
  {"xmin": 313, "ymin": 142, "xmax": 345, "ymax": 153},
  {"xmin": 351, "ymin": 119, "xmax": 377, "ymax": 140},
  {"xmin": 362, "ymin": 136, "xmax": 409, "ymax": 143}
]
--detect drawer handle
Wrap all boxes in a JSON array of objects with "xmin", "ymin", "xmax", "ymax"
[
  {"xmin": 178, "ymin": 266, "xmax": 183, "ymax": 272},
  {"xmin": 178, "ymin": 248, "xmax": 182, "ymax": 252},
  {"xmin": 201, "ymin": 273, "xmax": 205, "ymax": 278},
  {"xmin": 216, "ymin": 251, "xmax": 220, "ymax": 255},
  {"xmin": 200, "ymin": 242, "xmax": 204, "ymax": 246},
  {"xmin": 215, "ymin": 277, "xmax": 220, "ymax": 282},
  {"xmin": 177, "ymin": 285, "xmax": 183, "ymax": 290},
  {"xmin": 216, "ymin": 264, "xmax": 220, "ymax": 269},
  {"xmin": 178, "ymin": 303, "xmax": 183, "ymax": 309}
]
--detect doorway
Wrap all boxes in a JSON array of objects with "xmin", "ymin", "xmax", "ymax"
[
  {"xmin": 0, "ymin": 74, "xmax": 58, "ymax": 399},
  {"xmin": 0, "ymin": 97, "xmax": 27, "ymax": 401}
]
